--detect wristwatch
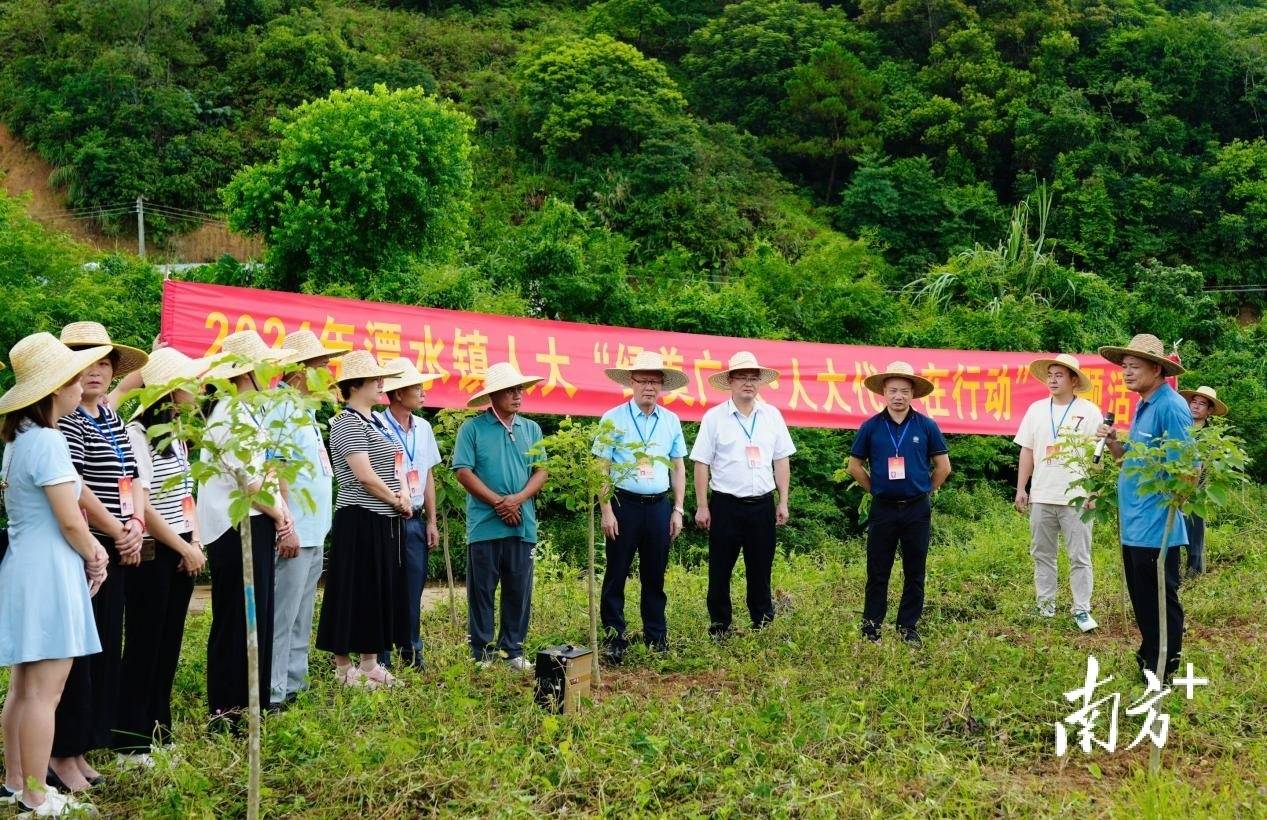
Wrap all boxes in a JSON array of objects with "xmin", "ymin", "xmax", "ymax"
[{"xmin": 672, "ymin": 506, "xmax": 685, "ymax": 516}]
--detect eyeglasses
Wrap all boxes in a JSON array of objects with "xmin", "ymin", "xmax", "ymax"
[
  {"xmin": 730, "ymin": 375, "xmax": 763, "ymax": 383},
  {"xmin": 630, "ymin": 377, "xmax": 664, "ymax": 387}
]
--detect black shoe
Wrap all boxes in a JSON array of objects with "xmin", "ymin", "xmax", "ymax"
[
  {"xmin": 601, "ymin": 644, "xmax": 626, "ymax": 665},
  {"xmin": 45, "ymin": 768, "xmax": 71, "ymax": 792},
  {"xmin": 708, "ymin": 624, "xmax": 731, "ymax": 641},
  {"xmin": 897, "ymin": 627, "xmax": 922, "ymax": 646},
  {"xmin": 860, "ymin": 622, "xmax": 881, "ymax": 643},
  {"xmin": 647, "ymin": 639, "xmax": 669, "ymax": 655}
]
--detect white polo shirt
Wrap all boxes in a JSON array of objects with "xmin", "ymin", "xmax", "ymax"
[
  {"xmin": 690, "ymin": 399, "xmax": 796, "ymax": 498},
  {"xmin": 1013, "ymin": 395, "xmax": 1102, "ymax": 506}
]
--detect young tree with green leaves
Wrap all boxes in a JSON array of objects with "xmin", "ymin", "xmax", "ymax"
[{"xmin": 432, "ymin": 408, "xmax": 476, "ymax": 629}]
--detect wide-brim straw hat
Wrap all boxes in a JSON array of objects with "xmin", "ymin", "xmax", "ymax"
[
  {"xmin": 863, "ymin": 361, "xmax": 936, "ymax": 399},
  {"xmin": 280, "ymin": 329, "xmax": 348, "ymax": 366},
  {"xmin": 605, "ymin": 350, "xmax": 689, "ymax": 392},
  {"xmin": 1179, "ymin": 385, "xmax": 1228, "ymax": 416},
  {"xmin": 336, "ymin": 350, "xmax": 404, "ymax": 384},
  {"xmin": 207, "ymin": 330, "xmax": 292, "ymax": 380},
  {"xmin": 0, "ymin": 333, "xmax": 112, "ymax": 416},
  {"xmin": 707, "ymin": 351, "xmax": 779, "ymax": 390},
  {"xmin": 467, "ymin": 362, "xmax": 543, "ymax": 407},
  {"xmin": 60, "ymin": 321, "xmax": 148, "ymax": 378},
  {"xmin": 1098, "ymin": 333, "xmax": 1185, "ymax": 376},
  {"xmin": 1028, "ymin": 352, "xmax": 1093, "ymax": 394},
  {"xmin": 381, "ymin": 357, "xmax": 442, "ymax": 393},
  {"xmin": 129, "ymin": 348, "xmax": 210, "ymax": 421}
]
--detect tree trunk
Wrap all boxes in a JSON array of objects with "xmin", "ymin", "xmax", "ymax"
[
  {"xmin": 588, "ymin": 500, "xmax": 600, "ymax": 687},
  {"xmin": 1117, "ymin": 512, "xmax": 1129, "ymax": 630},
  {"xmin": 237, "ymin": 480, "xmax": 261, "ymax": 820},
  {"xmin": 1150, "ymin": 508, "xmax": 1178, "ymax": 774},
  {"xmin": 441, "ymin": 510, "xmax": 458, "ymax": 629}
]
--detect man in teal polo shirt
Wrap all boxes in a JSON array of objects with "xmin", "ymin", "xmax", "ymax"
[
  {"xmin": 453, "ymin": 362, "xmax": 549, "ymax": 672},
  {"xmin": 1096, "ymin": 334, "xmax": 1191, "ymax": 682},
  {"xmin": 593, "ymin": 351, "xmax": 688, "ymax": 662}
]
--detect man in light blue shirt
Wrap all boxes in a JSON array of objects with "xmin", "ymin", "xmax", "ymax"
[
  {"xmin": 269, "ymin": 330, "xmax": 344, "ymax": 707},
  {"xmin": 593, "ymin": 351, "xmax": 688, "ymax": 661},
  {"xmin": 1097, "ymin": 334, "xmax": 1192, "ymax": 682}
]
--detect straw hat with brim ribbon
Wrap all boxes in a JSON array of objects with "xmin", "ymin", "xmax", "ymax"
[
  {"xmin": 279, "ymin": 329, "xmax": 348, "ymax": 366},
  {"xmin": 1097, "ymin": 334, "xmax": 1185, "ymax": 376},
  {"xmin": 707, "ymin": 351, "xmax": 779, "ymax": 391},
  {"xmin": 863, "ymin": 361, "xmax": 936, "ymax": 399},
  {"xmin": 1028, "ymin": 353, "xmax": 1093, "ymax": 394},
  {"xmin": 0, "ymin": 333, "xmax": 112, "ymax": 416},
  {"xmin": 335, "ymin": 350, "xmax": 404, "ymax": 385},
  {"xmin": 605, "ymin": 350, "xmax": 689, "ymax": 392},
  {"xmin": 129, "ymin": 348, "xmax": 211, "ymax": 422},
  {"xmin": 206, "ymin": 330, "xmax": 292, "ymax": 381},
  {"xmin": 1179, "ymin": 385, "xmax": 1228, "ymax": 416},
  {"xmin": 467, "ymin": 362, "xmax": 543, "ymax": 408},
  {"xmin": 60, "ymin": 321, "xmax": 148, "ymax": 378},
  {"xmin": 381, "ymin": 357, "xmax": 442, "ymax": 394}
]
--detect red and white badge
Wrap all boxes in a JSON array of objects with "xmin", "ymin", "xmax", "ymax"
[
  {"xmin": 887, "ymin": 456, "xmax": 906, "ymax": 481},
  {"xmin": 394, "ymin": 451, "xmax": 406, "ymax": 484},
  {"xmin": 318, "ymin": 446, "xmax": 334, "ymax": 476},
  {"xmin": 118, "ymin": 477, "xmax": 135, "ymax": 517},
  {"xmin": 745, "ymin": 444, "xmax": 761, "ymax": 468},
  {"xmin": 637, "ymin": 456, "xmax": 654, "ymax": 480},
  {"xmin": 407, "ymin": 468, "xmax": 423, "ymax": 505},
  {"xmin": 181, "ymin": 494, "xmax": 196, "ymax": 529},
  {"xmin": 1045, "ymin": 443, "xmax": 1060, "ymax": 461}
]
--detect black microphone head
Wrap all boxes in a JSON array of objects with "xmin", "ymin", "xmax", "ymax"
[{"xmin": 1104, "ymin": 411, "xmax": 1115, "ymax": 424}]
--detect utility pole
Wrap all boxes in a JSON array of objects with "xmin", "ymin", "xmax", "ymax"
[{"xmin": 136, "ymin": 195, "xmax": 146, "ymax": 258}]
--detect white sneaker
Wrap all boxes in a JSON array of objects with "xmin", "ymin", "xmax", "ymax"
[
  {"xmin": 2, "ymin": 784, "xmax": 22, "ymax": 804},
  {"xmin": 116, "ymin": 752, "xmax": 156, "ymax": 769},
  {"xmin": 1074, "ymin": 611, "xmax": 1099, "ymax": 632},
  {"xmin": 1037, "ymin": 601, "xmax": 1056, "ymax": 618},
  {"xmin": 507, "ymin": 656, "xmax": 533, "ymax": 674},
  {"xmin": 18, "ymin": 788, "xmax": 98, "ymax": 817}
]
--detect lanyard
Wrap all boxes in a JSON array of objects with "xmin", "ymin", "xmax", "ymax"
[
  {"xmin": 78, "ymin": 407, "xmax": 125, "ymax": 465},
  {"xmin": 490, "ymin": 407, "xmax": 517, "ymax": 442},
  {"xmin": 627, "ymin": 402, "xmax": 659, "ymax": 449},
  {"xmin": 733, "ymin": 407, "xmax": 757, "ymax": 441},
  {"xmin": 383, "ymin": 411, "xmax": 416, "ymax": 465},
  {"xmin": 1050, "ymin": 399, "xmax": 1074, "ymax": 440},
  {"xmin": 885, "ymin": 415, "xmax": 912, "ymax": 456}
]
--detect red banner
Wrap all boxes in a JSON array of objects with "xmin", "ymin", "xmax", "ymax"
[{"xmin": 161, "ymin": 280, "xmax": 1137, "ymax": 435}]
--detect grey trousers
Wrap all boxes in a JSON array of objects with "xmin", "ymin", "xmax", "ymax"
[
  {"xmin": 1029, "ymin": 502, "xmax": 1094, "ymax": 613},
  {"xmin": 271, "ymin": 545, "xmax": 324, "ymax": 702},
  {"xmin": 467, "ymin": 537, "xmax": 534, "ymax": 661}
]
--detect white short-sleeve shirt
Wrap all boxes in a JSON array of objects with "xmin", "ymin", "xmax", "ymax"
[
  {"xmin": 1013, "ymin": 395, "xmax": 1102, "ymax": 505},
  {"xmin": 690, "ymin": 399, "xmax": 796, "ymax": 498}
]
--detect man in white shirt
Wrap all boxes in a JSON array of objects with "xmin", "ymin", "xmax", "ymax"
[
  {"xmin": 691, "ymin": 351, "xmax": 795, "ymax": 637},
  {"xmin": 1013, "ymin": 353, "xmax": 1103, "ymax": 631},
  {"xmin": 374, "ymin": 358, "xmax": 443, "ymax": 670}
]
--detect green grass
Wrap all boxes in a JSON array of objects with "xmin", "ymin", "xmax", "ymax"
[{"xmin": 11, "ymin": 497, "xmax": 1267, "ymax": 817}]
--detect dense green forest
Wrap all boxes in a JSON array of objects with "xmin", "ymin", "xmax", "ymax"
[{"xmin": 1, "ymin": 0, "xmax": 1265, "ymax": 555}]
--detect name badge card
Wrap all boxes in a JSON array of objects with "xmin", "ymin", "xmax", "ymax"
[
  {"xmin": 319, "ymin": 447, "xmax": 334, "ymax": 476},
  {"xmin": 746, "ymin": 444, "xmax": 761, "ymax": 468},
  {"xmin": 637, "ymin": 456, "xmax": 654, "ymax": 480},
  {"xmin": 1045, "ymin": 443, "xmax": 1060, "ymax": 460},
  {"xmin": 888, "ymin": 456, "xmax": 906, "ymax": 481},
  {"xmin": 118, "ymin": 477, "xmax": 135, "ymax": 517},
  {"xmin": 394, "ymin": 451, "xmax": 406, "ymax": 485},
  {"xmin": 407, "ymin": 468, "xmax": 423, "ymax": 505},
  {"xmin": 181, "ymin": 495, "xmax": 196, "ymax": 530}
]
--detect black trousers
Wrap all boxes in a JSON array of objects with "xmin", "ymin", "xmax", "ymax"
[
  {"xmin": 707, "ymin": 492, "xmax": 776, "ymax": 633},
  {"xmin": 1122, "ymin": 545, "xmax": 1184, "ymax": 678},
  {"xmin": 207, "ymin": 515, "xmax": 276, "ymax": 716},
  {"xmin": 600, "ymin": 492, "xmax": 672, "ymax": 648},
  {"xmin": 862, "ymin": 495, "xmax": 932, "ymax": 631},
  {"xmin": 1183, "ymin": 513, "xmax": 1205, "ymax": 575},
  {"xmin": 52, "ymin": 534, "xmax": 124, "ymax": 756},
  {"xmin": 113, "ymin": 536, "xmax": 195, "ymax": 751}
]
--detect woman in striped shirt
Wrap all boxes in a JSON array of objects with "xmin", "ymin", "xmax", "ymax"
[
  {"xmin": 316, "ymin": 351, "xmax": 410, "ymax": 689},
  {"xmin": 49, "ymin": 322, "xmax": 148, "ymax": 793},
  {"xmin": 114, "ymin": 349, "xmax": 208, "ymax": 764}
]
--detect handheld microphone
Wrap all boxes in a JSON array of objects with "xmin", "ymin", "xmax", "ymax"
[{"xmin": 1093, "ymin": 411, "xmax": 1116, "ymax": 464}]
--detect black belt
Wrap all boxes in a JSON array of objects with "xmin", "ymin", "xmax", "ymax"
[
  {"xmin": 615, "ymin": 489, "xmax": 667, "ymax": 505},
  {"xmin": 874, "ymin": 494, "xmax": 928, "ymax": 508},
  {"xmin": 713, "ymin": 491, "xmax": 774, "ymax": 505}
]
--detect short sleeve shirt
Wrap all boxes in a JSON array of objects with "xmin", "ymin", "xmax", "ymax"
[
  {"xmin": 329, "ymin": 409, "xmax": 401, "ymax": 515},
  {"xmin": 267, "ymin": 397, "xmax": 334, "ymax": 548},
  {"xmin": 197, "ymin": 398, "xmax": 270, "ymax": 544},
  {"xmin": 851, "ymin": 409, "xmax": 948, "ymax": 499},
  {"xmin": 374, "ymin": 410, "xmax": 443, "ymax": 508},
  {"xmin": 592, "ymin": 400, "xmax": 686, "ymax": 495},
  {"xmin": 689, "ymin": 400, "xmax": 796, "ymax": 498},
  {"xmin": 452, "ymin": 410, "xmax": 543, "ymax": 544},
  {"xmin": 1013, "ymin": 396, "xmax": 1102, "ymax": 506},
  {"xmin": 2, "ymin": 425, "xmax": 81, "ymax": 547},
  {"xmin": 126, "ymin": 421, "xmax": 194, "ymax": 534},
  {"xmin": 1119, "ymin": 384, "xmax": 1192, "ymax": 548},
  {"xmin": 58, "ymin": 405, "xmax": 140, "ymax": 538}
]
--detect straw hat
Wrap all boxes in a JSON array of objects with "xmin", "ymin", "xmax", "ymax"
[
  {"xmin": 1028, "ymin": 353, "xmax": 1092, "ymax": 394},
  {"xmin": 129, "ymin": 348, "xmax": 210, "ymax": 421},
  {"xmin": 863, "ymin": 361, "xmax": 935, "ymax": 399},
  {"xmin": 206, "ymin": 330, "xmax": 293, "ymax": 380},
  {"xmin": 381, "ymin": 357, "xmax": 442, "ymax": 393},
  {"xmin": 60, "ymin": 321, "xmax": 148, "ymax": 377},
  {"xmin": 280, "ymin": 329, "xmax": 347, "ymax": 366},
  {"xmin": 0, "ymin": 333, "xmax": 112, "ymax": 415},
  {"xmin": 1178, "ymin": 385, "xmax": 1228, "ymax": 416},
  {"xmin": 1097, "ymin": 334, "xmax": 1185, "ymax": 376},
  {"xmin": 707, "ymin": 351, "xmax": 779, "ymax": 390},
  {"xmin": 605, "ymin": 350, "xmax": 689, "ymax": 392},
  {"xmin": 467, "ymin": 362, "xmax": 543, "ymax": 407},
  {"xmin": 335, "ymin": 350, "xmax": 404, "ymax": 385}
]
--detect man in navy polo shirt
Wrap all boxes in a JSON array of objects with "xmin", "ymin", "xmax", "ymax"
[
  {"xmin": 1096, "ymin": 334, "xmax": 1192, "ymax": 682},
  {"xmin": 847, "ymin": 361, "xmax": 952, "ymax": 645}
]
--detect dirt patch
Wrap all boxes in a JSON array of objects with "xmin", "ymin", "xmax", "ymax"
[{"xmin": 597, "ymin": 667, "xmax": 736, "ymax": 699}]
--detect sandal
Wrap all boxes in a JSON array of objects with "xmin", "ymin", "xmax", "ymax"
[
  {"xmin": 360, "ymin": 664, "xmax": 401, "ymax": 690},
  {"xmin": 336, "ymin": 665, "xmax": 365, "ymax": 687}
]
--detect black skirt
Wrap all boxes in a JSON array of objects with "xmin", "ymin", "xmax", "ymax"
[{"xmin": 316, "ymin": 505, "xmax": 400, "ymax": 655}]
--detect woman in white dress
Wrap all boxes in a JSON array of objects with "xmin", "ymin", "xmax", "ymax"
[{"xmin": 0, "ymin": 333, "xmax": 113, "ymax": 817}]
